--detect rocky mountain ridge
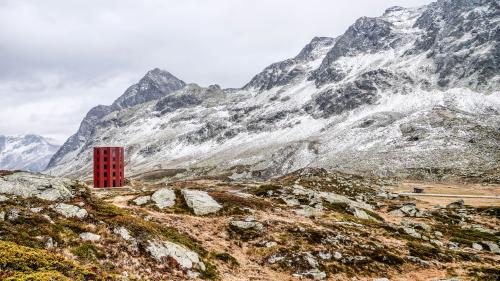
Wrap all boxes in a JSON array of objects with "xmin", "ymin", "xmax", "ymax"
[
  {"xmin": 46, "ymin": 0, "xmax": 500, "ymax": 181},
  {"xmin": 0, "ymin": 134, "xmax": 60, "ymax": 172}
]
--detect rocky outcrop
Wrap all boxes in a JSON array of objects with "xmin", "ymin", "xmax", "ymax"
[
  {"xmin": 0, "ymin": 172, "xmax": 76, "ymax": 201},
  {"xmin": 132, "ymin": 195, "xmax": 151, "ymax": 206},
  {"xmin": 51, "ymin": 203, "xmax": 87, "ymax": 219},
  {"xmin": 146, "ymin": 241, "xmax": 205, "ymax": 272},
  {"xmin": 0, "ymin": 135, "xmax": 60, "ymax": 172},
  {"xmin": 151, "ymin": 188, "xmax": 176, "ymax": 209},
  {"xmin": 181, "ymin": 189, "xmax": 222, "ymax": 215}
]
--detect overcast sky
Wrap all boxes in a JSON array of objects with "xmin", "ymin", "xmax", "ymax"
[{"xmin": 0, "ymin": 0, "xmax": 433, "ymax": 143}]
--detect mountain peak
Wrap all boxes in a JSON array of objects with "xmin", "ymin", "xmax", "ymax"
[
  {"xmin": 0, "ymin": 134, "xmax": 60, "ymax": 172},
  {"xmin": 112, "ymin": 68, "xmax": 186, "ymax": 110}
]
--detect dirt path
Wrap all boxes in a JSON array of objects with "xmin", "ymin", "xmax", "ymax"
[{"xmin": 392, "ymin": 181, "xmax": 500, "ymax": 207}]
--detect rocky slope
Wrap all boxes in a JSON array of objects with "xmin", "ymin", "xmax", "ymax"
[
  {"xmin": 46, "ymin": 0, "xmax": 500, "ymax": 180},
  {"xmin": 0, "ymin": 134, "xmax": 60, "ymax": 172},
  {"xmin": 0, "ymin": 170, "xmax": 498, "ymax": 280}
]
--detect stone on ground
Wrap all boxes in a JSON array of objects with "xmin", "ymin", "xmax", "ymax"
[
  {"xmin": 51, "ymin": 203, "xmax": 87, "ymax": 219},
  {"xmin": 133, "ymin": 195, "xmax": 151, "ymax": 206},
  {"xmin": 146, "ymin": 240, "xmax": 205, "ymax": 271},
  {"xmin": 181, "ymin": 189, "xmax": 222, "ymax": 215},
  {"xmin": 151, "ymin": 188, "xmax": 176, "ymax": 209},
  {"xmin": 80, "ymin": 232, "xmax": 101, "ymax": 241},
  {"xmin": 0, "ymin": 172, "xmax": 75, "ymax": 201}
]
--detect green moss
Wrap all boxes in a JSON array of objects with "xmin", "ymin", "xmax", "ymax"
[
  {"xmin": 407, "ymin": 241, "xmax": 453, "ymax": 262},
  {"xmin": 468, "ymin": 266, "xmax": 500, "ymax": 281},
  {"xmin": 364, "ymin": 248, "xmax": 405, "ymax": 266},
  {"xmin": 171, "ymin": 189, "xmax": 193, "ymax": 214},
  {"xmin": 71, "ymin": 243, "xmax": 106, "ymax": 261},
  {"xmin": 213, "ymin": 252, "xmax": 239, "ymax": 267},
  {"xmin": 52, "ymin": 219, "xmax": 88, "ymax": 234},
  {"xmin": 253, "ymin": 184, "xmax": 281, "ymax": 197},
  {"xmin": 0, "ymin": 240, "xmax": 99, "ymax": 280},
  {"xmin": 199, "ymin": 262, "xmax": 219, "ymax": 280},
  {"xmin": 473, "ymin": 206, "xmax": 500, "ymax": 218},
  {"xmin": 227, "ymin": 224, "xmax": 262, "ymax": 241},
  {"xmin": 4, "ymin": 271, "xmax": 71, "ymax": 281},
  {"xmin": 323, "ymin": 202, "xmax": 350, "ymax": 214},
  {"xmin": 364, "ymin": 209, "xmax": 385, "ymax": 222},
  {"xmin": 0, "ymin": 211, "xmax": 59, "ymax": 249},
  {"xmin": 88, "ymin": 198, "xmax": 127, "ymax": 218}
]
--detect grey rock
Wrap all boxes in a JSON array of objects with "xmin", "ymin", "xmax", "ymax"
[
  {"xmin": 446, "ymin": 200, "xmax": 464, "ymax": 209},
  {"xmin": 403, "ymin": 227, "xmax": 422, "ymax": 239},
  {"xmin": 482, "ymin": 241, "xmax": 500, "ymax": 254},
  {"xmin": 391, "ymin": 203, "xmax": 424, "ymax": 217},
  {"xmin": 146, "ymin": 240, "xmax": 205, "ymax": 271},
  {"xmin": 294, "ymin": 204, "xmax": 324, "ymax": 218},
  {"xmin": 472, "ymin": 243, "xmax": 483, "ymax": 251},
  {"xmin": 6, "ymin": 208, "xmax": 20, "ymax": 221},
  {"xmin": 267, "ymin": 254, "xmax": 285, "ymax": 264},
  {"xmin": 318, "ymin": 252, "xmax": 331, "ymax": 260},
  {"xmin": 229, "ymin": 219, "xmax": 264, "ymax": 232},
  {"xmin": 133, "ymin": 195, "xmax": 151, "ymax": 206},
  {"xmin": 0, "ymin": 172, "xmax": 75, "ymax": 201},
  {"xmin": 52, "ymin": 203, "xmax": 87, "ymax": 219},
  {"xmin": 406, "ymin": 256, "xmax": 430, "ymax": 268},
  {"xmin": 334, "ymin": 252, "xmax": 343, "ymax": 260},
  {"xmin": 293, "ymin": 269, "xmax": 327, "ymax": 280},
  {"xmin": 114, "ymin": 227, "xmax": 133, "ymax": 241},
  {"xmin": 431, "ymin": 239, "xmax": 444, "ymax": 247},
  {"xmin": 181, "ymin": 189, "xmax": 222, "ymax": 215},
  {"xmin": 79, "ymin": 232, "xmax": 101, "ymax": 242},
  {"xmin": 30, "ymin": 207, "xmax": 43, "ymax": 213},
  {"xmin": 151, "ymin": 188, "xmax": 176, "ymax": 209}
]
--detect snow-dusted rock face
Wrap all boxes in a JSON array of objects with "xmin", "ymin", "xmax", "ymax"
[
  {"xmin": 151, "ymin": 188, "xmax": 176, "ymax": 209},
  {"xmin": 146, "ymin": 240, "xmax": 205, "ymax": 271},
  {"xmin": 51, "ymin": 203, "xmax": 87, "ymax": 219},
  {"xmin": 0, "ymin": 135, "xmax": 59, "ymax": 172},
  {"xmin": 47, "ymin": 0, "xmax": 499, "ymax": 180},
  {"xmin": 181, "ymin": 189, "xmax": 222, "ymax": 215},
  {"xmin": 0, "ymin": 172, "xmax": 76, "ymax": 201}
]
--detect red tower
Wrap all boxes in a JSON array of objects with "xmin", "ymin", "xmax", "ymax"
[{"xmin": 93, "ymin": 147, "xmax": 124, "ymax": 188}]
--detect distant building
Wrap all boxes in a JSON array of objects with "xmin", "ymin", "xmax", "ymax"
[
  {"xmin": 413, "ymin": 187, "xmax": 424, "ymax": 193},
  {"xmin": 93, "ymin": 147, "xmax": 124, "ymax": 188}
]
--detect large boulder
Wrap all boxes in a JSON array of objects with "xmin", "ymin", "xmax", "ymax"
[
  {"xmin": 319, "ymin": 191, "xmax": 373, "ymax": 211},
  {"xmin": 51, "ymin": 203, "xmax": 87, "ymax": 219},
  {"xmin": 181, "ymin": 189, "xmax": 222, "ymax": 215},
  {"xmin": 132, "ymin": 195, "xmax": 151, "ymax": 206},
  {"xmin": 0, "ymin": 172, "xmax": 76, "ymax": 201},
  {"xmin": 151, "ymin": 188, "xmax": 176, "ymax": 209},
  {"xmin": 146, "ymin": 240, "xmax": 205, "ymax": 271}
]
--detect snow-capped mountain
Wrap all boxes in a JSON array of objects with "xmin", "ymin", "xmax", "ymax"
[
  {"xmin": 47, "ymin": 0, "xmax": 500, "ymax": 180},
  {"xmin": 0, "ymin": 135, "xmax": 60, "ymax": 172}
]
